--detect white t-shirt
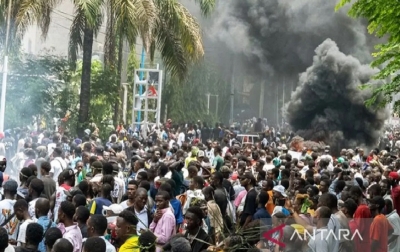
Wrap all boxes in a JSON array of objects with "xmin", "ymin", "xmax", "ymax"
[
  {"xmin": 50, "ymin": 157, "xmax": 67, "ymax": 181},
  {"xmin": 47, "ymin": 143, "xmax": 56, "ymax": 157},
  {"xmin": 112, "ymin": 176, "xmax": 125, "ymax": 204},
  {"xmin": 0, "ymin": 199, "xmax": 18, "ymax": 239},
  {"xmin": 177, "ymin": 133, "xmax": 185, "ymax": 146},
  {"xmin": 168, "ymin": 139, "xmax": 176, "ymax": 149},
  {"xmin": 263, "ymin": 163, "xmax": 275, "ymax": 172},
  {"xmin": 17, "ymin": 219, "xmax": 34, "ymax": 245},
  {"xmin": 28, "ymin": 198, "xmax": 38, "ymax": 221},
  {"xmin": 54, "ymin": 185, "xmax": 69, "ymax": 223}
]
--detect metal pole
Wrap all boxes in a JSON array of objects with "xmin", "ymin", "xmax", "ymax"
[
  {"xmin": 259, "ymin": 82, "xmax": 264, "ymax": 118},
  {"xmin": 137, "ymin": 47, "xmax": 145, "ymax": 126},
  {"xmin": 276, "ymin": 82, "xmax": 279, "ymax": 127},
  {"xmin": 122, "ymin": 83, "xmax": 128, "ymax": 124},
  {"xmin": 0, "ymin": 0, "xmax": 12, "ymax": 132},
  {"xmin": 282, "ymin": 77, "xmax": 285, "ymax": 126},
  {"xmin": 230, "ymin": 58, "xmax": 235, "ymax": 124},
  {"xmin": 156, "ymin": 70, "xmax": 163, "ymax": 126}
]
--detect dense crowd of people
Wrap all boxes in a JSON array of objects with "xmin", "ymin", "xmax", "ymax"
[{"xmin": 0, "ymin": 121, "xmax": 398, "ymax": 252}]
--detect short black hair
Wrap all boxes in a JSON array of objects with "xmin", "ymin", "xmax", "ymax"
[
  {"xmin": 156, "ymin": 190, "xmax": 170, "ymax": 201},
  {"xmin": 319, "ymin": 193, "xmax": 337, "ymax": 210},
  {"xmin": 192, "ymin": 176, "xmax": 205, "ymax": 189},
  {"xmin": 41, "ymin": 161, "xmax": 52, "ymax": 173},
  {"xmin": 60, "ymin": 201, "xmax": 76, "ymax": 219},
  {"xmin": 30, "ymin": 178, "xmax": 44, "ymax": 195},
  {"xmin": 137, "ymin": 171, "xmax": 148, "ymax": 180},
  {"xmin": 73, "ymin": 194, "xmax": 87, "ymax": 207},
  {"xmin": 76, "ymin": 206, "xmax": 90, "ymax": 223},
  {"xmin": 21, "ymin": 167, "xmax": 33, "ymax": 178},
  {"xmin": 0, "ymin": 227, "xmax": 8, "ymax": 250},
  {"xmin": 14, "ymin": 199, "xmax": 28, "ymax": 211},
  {"xmin": 128, "ymin": 180, "xmax": 139, "ymax": 187},
  {"xmin": 119, "ymin": 210, "xmax": 138, "ymax": 226},
  {"xmin": 213, "ymin": 172, "xmax": 224, "ymax": 184},
  {"xmin": 159, "ymin": 183, "xmax": 173, "ymax": 198},
  {"xmin": 139, "ymin": 180, "xmax": 151, "ymax": 191},
  {"xmin": 26, "ymin": 223, "xmax": 44, "ymax": 246},
  {"xmin": 138, "ymin": 230, "xmax": 157, "ymax": 252},
  {"xmin": 84, "ymin": 237, "xmax": 106, "ymax": 252},
  {"xmin": 44, "ymin": 227, "xmax": 62, "ymax": 249},
  {"xmin": 102, "ymin": 162, "xmax": 114, "ymax": 175},
  {"xmin": 53, "ymin": 238, "xmax": 73, "ymax": 252},
  {"xmin": 258, "ymin": 191, "xmax": 269, "ymax": 205},
  {"xmin": 186, "ymin": 206, "xmax": 204, "ymax": 224},
  {"xmin": 89, "ymin": 215, "xmax": 108, "ymax": 235}
]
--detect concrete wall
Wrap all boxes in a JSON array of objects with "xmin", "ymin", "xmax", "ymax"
[{"xmin": 21, "ymin": 0, "xmax": 143, "ymax": 60}]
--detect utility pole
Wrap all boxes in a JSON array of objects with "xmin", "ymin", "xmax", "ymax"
[
  {"xmin": 230, "ymin": 56, "xmax": 235, "ymax": 124},
  {"xmin": 0, "ymin": 0, "xmax": 12, "ymax": 132},
  {"xmin": 120, "ymin": 40, "xmax": 128, "ymax": 124},
  {"xmin": 259, "ymin": 82, "xmax": 264, "ymax": 118}
]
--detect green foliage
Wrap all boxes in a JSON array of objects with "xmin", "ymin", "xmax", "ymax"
[
  {"xmin": 163, "ymin": 61, "xmax": 230, "ymax": 124},
  {"xmin": 336, "ymin": 0, "xmax": 400, "ymax": 111},
  {"xmin": 5, "ymin": 54, "xmax": 71, "ymax": 129},
  {"xmin": 63, "ymin": 59, "xmax": 119, "ymax": 138}
]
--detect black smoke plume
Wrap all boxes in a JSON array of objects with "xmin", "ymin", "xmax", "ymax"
[
  {"xmin": 179, "ymin": 0, "xmax": 383, "ymax": 123},
  {"xmin": 284, "ymin": 39, "xmax": 388, "ymax": 151},
  {"xmin": 208, "ymin": 0, "xmax": 378, "ymax": 76}
]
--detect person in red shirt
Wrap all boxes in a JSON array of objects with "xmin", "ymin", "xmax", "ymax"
[
  {"xmin": 389, "ymin": 172, "xmax": 400, "ymax": 215},
  {"xmin": 350, "ymin": 186, "xmax": 371, "ymax": 252},
  {"xmin": 369, "ymin": 196, "xmax": 394, "ymax": 252}
]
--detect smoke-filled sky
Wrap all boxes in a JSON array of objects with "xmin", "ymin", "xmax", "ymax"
[
  {"xmin": 284, "ymin": 39, "xmax": 388, "ymax": 150},
  {"xmin": 180, "ymin": 0, "xmax": 387, "ymax": 141},
  {"xmin": 204, "ymin": 0, "xmax": 378, "ymax": 76}
]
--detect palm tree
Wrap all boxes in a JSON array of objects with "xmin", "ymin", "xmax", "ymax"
[
  {"xmin": 69, "ymin": 0, "xmax": 157, "ymax": 135},
  {"xmin": 0, "ymin": 0, "xmax": 60, "ymax": 56},
  {"xmin": 104, "ymin": 0, "xmax": 216, "ymax": 123},
  {"xmin": 70, "ymin": 0, "xmax": 215, "ymax": 134},
  {"xmin": 68, "ymin": 0, "xmax": 104, "ymax": 135},
  {"xmin": 149, "ymin": 0, "xmax": 216, "ymax": 79}
]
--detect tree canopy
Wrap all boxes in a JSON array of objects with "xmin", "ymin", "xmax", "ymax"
[{"xmin": 336, "ymin": 0, "xmax": 400, "ymax": 110}]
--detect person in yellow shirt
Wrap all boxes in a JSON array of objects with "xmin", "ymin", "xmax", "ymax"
[{"xmin": 115, "ymin": 210, "xmax": 140, "ymax": 252}]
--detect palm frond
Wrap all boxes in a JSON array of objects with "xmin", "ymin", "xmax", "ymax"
[
  {"xmin": 154, "ymin": 18, "xmax": 188, "ymax": 80},
  {"xmin": 194, "ymin": 0, "xmax": 216, "ymax": 16},
  {"xmin": 152, "ymin": 0, "xmax": 204, "ymax": 78},
  {"xmin": 14, "ymin": 0, "xmax": 61, "ymax": 38},
  {"xmin": 114, "ymin": 0, "xmax": 156, "ymax": 49},
  {"xmin": 68, "ymin": 9, "xmax": 85, "ymax": 68},
  {"xmin": 73, "ymin": 0, "xmax": 104, "ymax": 29}
]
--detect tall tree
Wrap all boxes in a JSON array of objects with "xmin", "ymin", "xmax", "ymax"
[
  {"xmin": 0, "ymin": 0, "xmax": 60, "ymax": 52},
  {"xmin": 336, "ymin": 0, "xmax": 400, "ymax": 110},
  {"xmin": 103, "ymin": 0, "xmax": 216, "ymax": 123},
  {"xmin": 68, "ymin": 0, "xmax": 103, "ymax": 136}
]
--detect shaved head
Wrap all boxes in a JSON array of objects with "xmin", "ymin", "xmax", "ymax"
[{"xmin": 35, "ymin": 198, "xmax": 50, "ymax": 216}]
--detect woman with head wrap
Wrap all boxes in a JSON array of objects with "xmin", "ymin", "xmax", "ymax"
[{"xmin": 293, "ymin": 194, "xmax": 313, "ymax": 225}]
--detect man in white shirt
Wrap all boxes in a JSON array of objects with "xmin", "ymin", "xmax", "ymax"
[
  {"xmin": 177, "ymin": 132, "xmax": 185, "ymax": 147},
  {"xmin": 85, "ymin": 215, "xmax": 116, "ymax": 252},
  {"xmin": 112, "ymin": 165, "xmax": 125, "ymax": 204},
  {"xmin": 14, "ymin": 199, "xmax": 33, "ymax": 246},
  {"xmin": 0, "ymin": 180, "xmax": 18, "ymax": 240},
  {"xmin": 50, "ymin": 147, "xmax": 67, "ymax": 181}
]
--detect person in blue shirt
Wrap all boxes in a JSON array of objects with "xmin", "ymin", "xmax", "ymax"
[
  {"xmin": 36, "ymin": 198, "xmax": 57, "ymax": 252},
  {"xmin": 89, "ymin": 183, "xmax": 113, "ymax": 215},
  {"xmin": 253, "ymin": 190, "xmax": 272, "ymax": 226}
]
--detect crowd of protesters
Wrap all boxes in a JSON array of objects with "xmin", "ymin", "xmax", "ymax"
[{"xmin": 0, "ymin": 120, "xmax": 397, "ymax": 252}]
